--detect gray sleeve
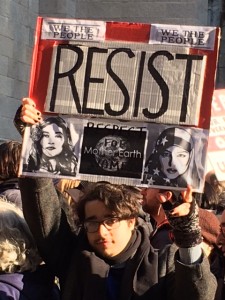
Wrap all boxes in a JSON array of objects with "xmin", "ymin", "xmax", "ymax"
[
  {"xmin": 160, "ymin": 244, "xmax": 217, "ymax": 300},
  {"xmin": 19, "ymin": 177, "xmax": 75, "ymax": 273}
]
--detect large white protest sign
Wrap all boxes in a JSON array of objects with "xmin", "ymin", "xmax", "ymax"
[
  {"xmin": 44, "ymin": 42, "xmax": 206, "ymax": 126},
  {"xmin": 21, "ymin": 17, "xmax": 220, "ymax": 189},
  {"xmin": 29, "ymin": 18, "xmax": 219, "ymax": 130}
]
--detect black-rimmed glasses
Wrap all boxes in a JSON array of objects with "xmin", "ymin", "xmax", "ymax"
[{"xmin": 83, "ymin": 217, "xmax": 122, "ymax": 233}]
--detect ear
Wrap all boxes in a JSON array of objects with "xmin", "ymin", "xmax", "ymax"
[
  {"xmin": 157, "ymin": 191, "xmax": 173, "ymax": 203},
  {"xmin": 164, "ymin": 191, "xmax": 173, "ymax": 200},
  {"xmin": 128, "ymin": 218, "xmax": 136, "ymax": 230}
]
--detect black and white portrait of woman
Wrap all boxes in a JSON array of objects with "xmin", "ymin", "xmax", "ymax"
[
  {"xmin": 23, "ymin": 116, "xmax": 78, "ymax": 176},
  {"xmin": 143, "ymin": 126, "xmax": 207, "ymax": 191}
]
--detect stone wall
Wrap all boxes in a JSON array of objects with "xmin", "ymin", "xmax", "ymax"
[
  {"xmin": 0, "ymin": 0, "xmax": 223, "ymax": 141},
  {"xmin": 0, "ymin": 0, "xmax": 38, "ymax": 142}
]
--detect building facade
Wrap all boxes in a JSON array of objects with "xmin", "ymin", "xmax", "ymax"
[{"xmin": 0, "ymin": 0, "xmax": 224, "ymax": 141}]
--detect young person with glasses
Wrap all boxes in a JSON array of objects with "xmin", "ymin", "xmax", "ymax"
[{"xmin": 15, "ymin": 98, "xmax": 217, "ymax": 300}]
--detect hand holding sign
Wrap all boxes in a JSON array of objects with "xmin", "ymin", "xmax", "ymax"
[
  {"xmin": 157, "ymin": 186, "xmax": 202, "ymax": 248},
  {"xmin": 157, "ymin": 186, "xmax": 192, "ymax": 217},
  {"xmin": 19, "ymin": 97, "xmax": 78, "ymax": 176},
  {"xmin": 21, "ymin": 98, "xmax": 43, "ymax": 125}
]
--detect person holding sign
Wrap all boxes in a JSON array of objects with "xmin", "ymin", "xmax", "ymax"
[
  {"xmin": 23, "ymin": 115, "xmax": 77, "ymax": 176},
  {"xmin": 13, "ymin": 98, "xmax": 217, "ymax": 300},
  {"xmin": 144, "ymin": 127, "xmax": 201, "ymax": 189}
]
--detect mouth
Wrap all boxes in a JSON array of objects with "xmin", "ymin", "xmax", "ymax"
[
  {"xmin": 166, "ymin": 168, "xmax": 177, "ymax": 174},
  {"xmin": 46, "ymin": 147, "xmax": 56, "ymax": 150},
  {"xmin": 95, "ymin": 239, "xmax": 111, "ymax": 247}
]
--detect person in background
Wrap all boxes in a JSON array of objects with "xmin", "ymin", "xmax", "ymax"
[
  {"xmin": 200, "ymin": 181, "xmax": 220, "ymax": 212},
  {"xmin": 203, "ymin": 172, "xmax": 225, "ymax": 216},
  {"xmin": 0, "ymin": 197, "xmax": 60, "ymax": 300},
  {"xmin": 198, "ymin": 208, "xmax": 224, "ymax": 300},
  {"xmin": 142, "ymin": 186, "xmax": 224, "ymax": 300},
  {"xmin": 209, "ymin": 174, "xmax": 225, "ymax": 216},
  {"xmin": 0, "ymin": 141, "xmax": 22, "ymax": 209},
  {"xmin": 120, "ymin": 185, "xmax": 153, "ymax": 234},
  {"xmin": 141, "ymin": 187, "xmax": 173, "ymax": 249}
]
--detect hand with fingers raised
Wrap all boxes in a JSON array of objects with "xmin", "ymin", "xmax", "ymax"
[
  {"xmin": 20, "ymin": 98, "xmax": 43, "ymax": 125},
  {"xmin": 157, "ymin": 186, "xmax": 202, "ymax": 248},
  {"xmin": 14, "ymin": 98, "xmax": 43, "ymax": 136}
]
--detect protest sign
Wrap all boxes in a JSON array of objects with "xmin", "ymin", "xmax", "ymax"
[
  {"xmin": 207, "ymin": 89, "xmax": 225, "ymax": 181},
  {"xmin": 45, "ymin": 42, "xmax": 206, "ymax": 125},
  {"xmin": 29, "ymin": 17, "xmax": 220, "ymax": 129},
  {"xmin": 20, "ymin": 17, "xmax": 220, "ymax": 190},
  {"xmin": 19, "ymin": 115, "xmax": 208, "ymax": 191}
]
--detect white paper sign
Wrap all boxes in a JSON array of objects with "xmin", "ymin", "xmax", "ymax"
[
  {"xmin": 41, "ymin": 18, "xmax": 106, "ymax": 41},
  {"xmin": 150, "ymin": 24, "xmax": 216, "ymax": 50},
  {"xmin": 44, "ymin": 41, "xmax": 206, "ymax": 126}
]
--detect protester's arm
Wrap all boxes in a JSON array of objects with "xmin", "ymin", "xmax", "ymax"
[
  {"xmin": 158, "ymin": 186, "xmax": 203, "ymax": 262},
  {"xmin": 158, "ymin": 187, "xmax": 217, "ymax": 300},
  {"xmin": 15, "ymin": 98, "xmax": 75, "ymax": 274},
  {"xmin": 19, "ymin": 177, "xmax": 75, "ymax": 274},
  {"xmin": 168, "ymin": 244, "xmax": 217, "ymax": 300}
]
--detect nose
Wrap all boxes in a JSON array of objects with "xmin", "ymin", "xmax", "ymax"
[
  {"xmin": 169, "ymin": 154, "xmax": 175, "ymax": 167},
  {"xmin": 48, "ymin": 137, "xmax": 54, "ymax": 144},
  {"xmin": 97, "ymin": 223, "xmax": 109, "ymax": 237}
]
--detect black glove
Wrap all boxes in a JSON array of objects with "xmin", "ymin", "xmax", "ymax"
[{"xmin": 162, "ymin": 191, "xmax": 202, "ymax": 248}]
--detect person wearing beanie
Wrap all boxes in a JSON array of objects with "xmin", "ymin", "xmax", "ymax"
[{"xmin": 199, "ymin": 208, "xmax": 220, "ymax": 256}]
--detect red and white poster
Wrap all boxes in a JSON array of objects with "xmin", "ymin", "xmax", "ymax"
[
  {"xmin": 20, "ymin": 17, "xmax": 220, "ymax": 191},
  {"xmin": 207, "ymin": 89, "xmax": 225, "ymax": 181}
]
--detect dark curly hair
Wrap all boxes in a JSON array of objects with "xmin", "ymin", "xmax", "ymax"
[{"xmin": 76, "ymin": 182, "xmax": 140, "ymax": 224}]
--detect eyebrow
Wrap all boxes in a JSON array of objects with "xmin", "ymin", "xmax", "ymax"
[{"xmin": 42, "ymin": 130, "xmax": 63, "ymax": 135}]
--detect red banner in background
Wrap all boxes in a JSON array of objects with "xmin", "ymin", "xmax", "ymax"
[{"xmin": 207, "ymin": 89, "xmax": 225, "ymax": 181}]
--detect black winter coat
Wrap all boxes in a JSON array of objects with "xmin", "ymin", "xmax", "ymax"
[{"xmin": 19, "ymin": 177, "xmax": 217, "ymax": 300}]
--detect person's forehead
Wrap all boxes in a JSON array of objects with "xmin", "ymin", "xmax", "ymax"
[{"xmin": 84, "ymin": 199, "xmax": 112, "ymax": 220}]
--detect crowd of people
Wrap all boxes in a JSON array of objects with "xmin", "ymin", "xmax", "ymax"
[{"xmin": 0, "ymin": 96, "xmax": 224, "ymax": 299}]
